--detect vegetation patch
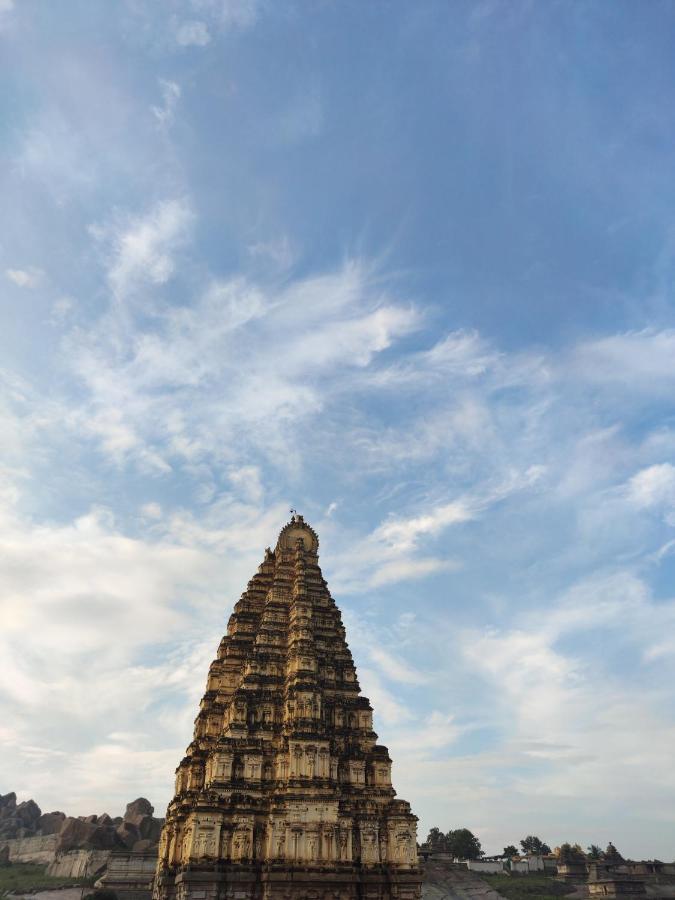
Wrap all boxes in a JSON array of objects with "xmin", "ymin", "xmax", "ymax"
[{"xmin": 0, "ymin": 862, "xmax": 94, "ymax": 897}]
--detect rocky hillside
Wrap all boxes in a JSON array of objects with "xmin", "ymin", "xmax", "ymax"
[{"xmin": 0, "ymin": 793, "xmax": 164, "ymax": 852}]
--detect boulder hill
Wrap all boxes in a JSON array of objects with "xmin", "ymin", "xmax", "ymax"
[{"xmin": 0, "ymin": 792, "xmax": 164, "ymax": 852}]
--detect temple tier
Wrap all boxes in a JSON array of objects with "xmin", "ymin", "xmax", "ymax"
[{"xmin": 153, "ymin": 515, "xmax": 422, "ymax": 900}]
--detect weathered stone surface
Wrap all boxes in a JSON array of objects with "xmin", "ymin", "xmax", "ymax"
[
  {"xmin": 125, "ymin": 799, "xmax": 154, "ymax": 826},
  {"xmin": 38, "ymin": 812, "xmax": 67, "ymax": 834},
  {"xmin": 0, "ymin": 793, "xmax": 17, "ymax": 814},
  {"xmin": 120, "ymin": 800, "xmax": 163, "ymax": 847},
  {"xmin": 117, "ymin": 822, "xmax": 142, "ymax": 849},
  {"xmin": 17, "ymin": 799, "xmax": 41, "ymax": 826},
  {"xmin": 4, "ymin": 834, "xmax": 58, "ymax": 864},
  {"xmin": 153, "ymin": 515, "xmax": 422, "ymax": 900},
  {"xmin": 0, "ymin": 795, "xmax": 42, "ymax": 839},
  {"xmin": 57, "ymin": 817, "xmax": 95, "ymax": 852},
  {"xmin": 48, "ymin": 848, "xmax": 112, "ymax": 879},
  {"xmin": 137, "ymin": 817, "xmax": 162, "ymax": 843},
  {"xmin": 0, "ymin": 792, "xmax": 19, "ymax": 838},
  {"xmin": 133, "ymin": 839, "xmax": 156, "ymax": 852},
  {"xmin": 99, "ymin": 814, "xmax": 113, "ymax": 826},
  {"xmin": 0, "ymin": 844, "xmax": 10, "ymax": 866},
  {"xmin": 97, "ymin": 848, "xmax": 159, "ymax": 900},
  {"xmin": 0, "ymin": 819, "xmax": 18, "ymax": 839},
  {"xmin": 57, "ymin": 817, "xmax": 121, "ymax": 852}
]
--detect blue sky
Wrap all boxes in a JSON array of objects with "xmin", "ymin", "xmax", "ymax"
[{"xmin": 2, "ymin": 0, "xmax": 675, "ymax": 860}]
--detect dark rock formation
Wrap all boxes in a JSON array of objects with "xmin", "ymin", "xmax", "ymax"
[
  {"xmin": 16, "ymin": 800, "xmax": 41, "ymax": 828},
  {"xmin": 38, "ymin": 812, "xmax": 67, "ymax": 834},
  {"xmin": 0, "ymin": 793, "xmax": 43, "ymax": 839},
  {"xmin": 121, "ymin": 798, "xmax": 162, "ymax": 846},
  {"xmin": 116, "ymin": 822, "xmax": 141, "ymax": 849},
  {"xmin": 0, "ymin": 792, "xmax": 163, "ymax": 852},
  {"xmin": 124, "ymin": 799, "xmax": 154, "ymax": 826},
  {"xmin": 57, "ymin": 816, "xmax": 122, "ymax": 852}
]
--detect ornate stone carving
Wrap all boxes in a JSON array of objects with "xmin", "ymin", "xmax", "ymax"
[{"xmin": 153, "ymin": 515, "xmax": 421, "ymax": 900}]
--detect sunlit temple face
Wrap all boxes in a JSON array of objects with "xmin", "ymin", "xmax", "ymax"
[{"xmin": 153, "ymin": 516, "xmax": 421, "ymax": 900}]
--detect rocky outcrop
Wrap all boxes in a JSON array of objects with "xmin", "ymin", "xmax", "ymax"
[
  {"xmin": 0, "ymin": 792, "xmax": 41, "ymax": 839},
  {"xmin": 16, "ymin": 800, "xmax": 42, "ymax": 830},
  {"xmin": 0, "ymin": 792, "xmax": 18, "ymax": 839},
  {"xmin": 38, "ymin": 811, "xmax": 67, "ymax": 834},
  {"xmin": 125, "ymin": 799, "xmax": 154, "ymax": 825},
  {"xmin": 3, "ymin": 834, "xmax": 58, "ymax": 864},
  {"xmin": 0, "ymin": 793, "xmax": 163, "ymax": 855},
  {"xmin": 56, "ymin": 817, "xmax": 121, "ymax": 852},
  {"xmin": 116, "ymin": 822, "xmax": 141, "ymax": 850},
  {"xmin": 122, "ymin": 799, "xmax": 162, "ymax": 847},
  {"xmin": 47, "ymin": 848, "xmax": 112, "ymax": 879}
]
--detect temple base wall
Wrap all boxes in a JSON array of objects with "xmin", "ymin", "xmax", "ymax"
[{"xmin": 154, "ymin": 865, "xmax": 422, "ymax": 900}]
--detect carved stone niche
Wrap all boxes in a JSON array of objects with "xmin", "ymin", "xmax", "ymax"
[
  {"xmin": 192, "ymin": 815, "xmax": 220, "ymax": 859},
  {"xmin": 360, "ymin": 823, "xmax": 379, "ymax": 866},
  {"xmin": 187, "ymin": 763, "xmax": 204, "ymax": 790},
  {"xmin": 369, "ymin": 762, "xmax": 391, "ymax": 787},
  {"xmin": 244, "ymin": 752, "xmax": 262, "ymax": 781},
  {"xmin": 347, "ymin": 760, "xmax": 366, "ymax": 785},
  {"xmin": 174, "ymin": 765, "xmax": 188, "ymax": 794},
  {"xmin": 205, "ymin": 751, "xmax": 233, "ymax": 785},
  {"xmin": 389, "ymin": 821, "xmax": 418, "ymax": 867}
]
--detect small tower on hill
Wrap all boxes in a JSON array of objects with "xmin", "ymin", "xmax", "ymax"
[{"xmin": 153, "ymin": 514, "xmax": 422, "ymax": 900}]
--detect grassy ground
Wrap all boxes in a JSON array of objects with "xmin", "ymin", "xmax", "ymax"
[
  {"xmin": 482, "ymin": 874, "xmax": 577, "ymax": 900},
  {"xmin": 0, "ymin": 863, "xmax": 93, "ymax": 897}
]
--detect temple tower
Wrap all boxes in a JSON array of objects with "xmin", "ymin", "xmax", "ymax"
[{"xmin": 153, "ymin": 515, "xmax": 422, "ymax": 900}]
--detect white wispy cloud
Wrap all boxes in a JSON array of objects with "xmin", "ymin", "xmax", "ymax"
[
  {"xmin": 374, "ymin": 500, "xmax": 474, "ymax": 553},
  {"xmin": 573, "ymin": 328, "xmax": 675, "ymax": 388},
  {"xmin": 625, "ymin": 462, "xmax": 675, "ymax": 512},
  {"xmin": 247, "ymin": 235, "xmax": 297, "ymax": 270},
  {"xmin": 174, "ymin": 20, "xmax": 211, "ymax": 47},
  {"xmin": 0, "ymin": 0, "xmax": 14, "ymax": 30},
  {"xmin": 369, "ymin": 647, "xmax": 430, "ymax": 685},
  {"xmin": 380, "ymin": 569, "xmax": 675, "ymax": 857},
  {"xmin": 64, "ymin": 254, "xmax": 420, "ymax": 477},
  {"xmin": 5, "ymin": 267, "xmax": 43, "ymax": 288},
  {"xmin": 89, "ymin": 198, "xmax": 193, "ymax": 300},
  {"xmin": 151, "ymin": 79, "xmax": 181, "ymax": 126},
  {"xmin": 211, "ymin": 0, "xmax": 259, "ymax": 30}
]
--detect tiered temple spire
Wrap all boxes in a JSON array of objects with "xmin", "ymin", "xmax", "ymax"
[{"xmin": 153, "ymin": 514, "xmax": 421, "ymax": 900}]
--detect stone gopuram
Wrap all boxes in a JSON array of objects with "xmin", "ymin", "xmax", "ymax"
[{"xmin": 153, "ymin": 515, "xmax": 421, "ymax": 900}]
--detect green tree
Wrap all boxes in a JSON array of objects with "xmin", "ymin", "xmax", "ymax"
[
  {"xmin": 558, "ymin": 843, "xmax": 586, "ymax": 864},
  {"xmin": 447, "ymin": 828, "xmax": 483, "ymax": 860},
  {"xmin": 587, "ymin": 845, "xmax": 602, "ymax": 860},
  {"xmin": 520, "ymin": 836, "xmax": 551, "ymax": 855},
  {"xmin": 503, "ymin": 845, "xmax": 518, "ymax": 858}
]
